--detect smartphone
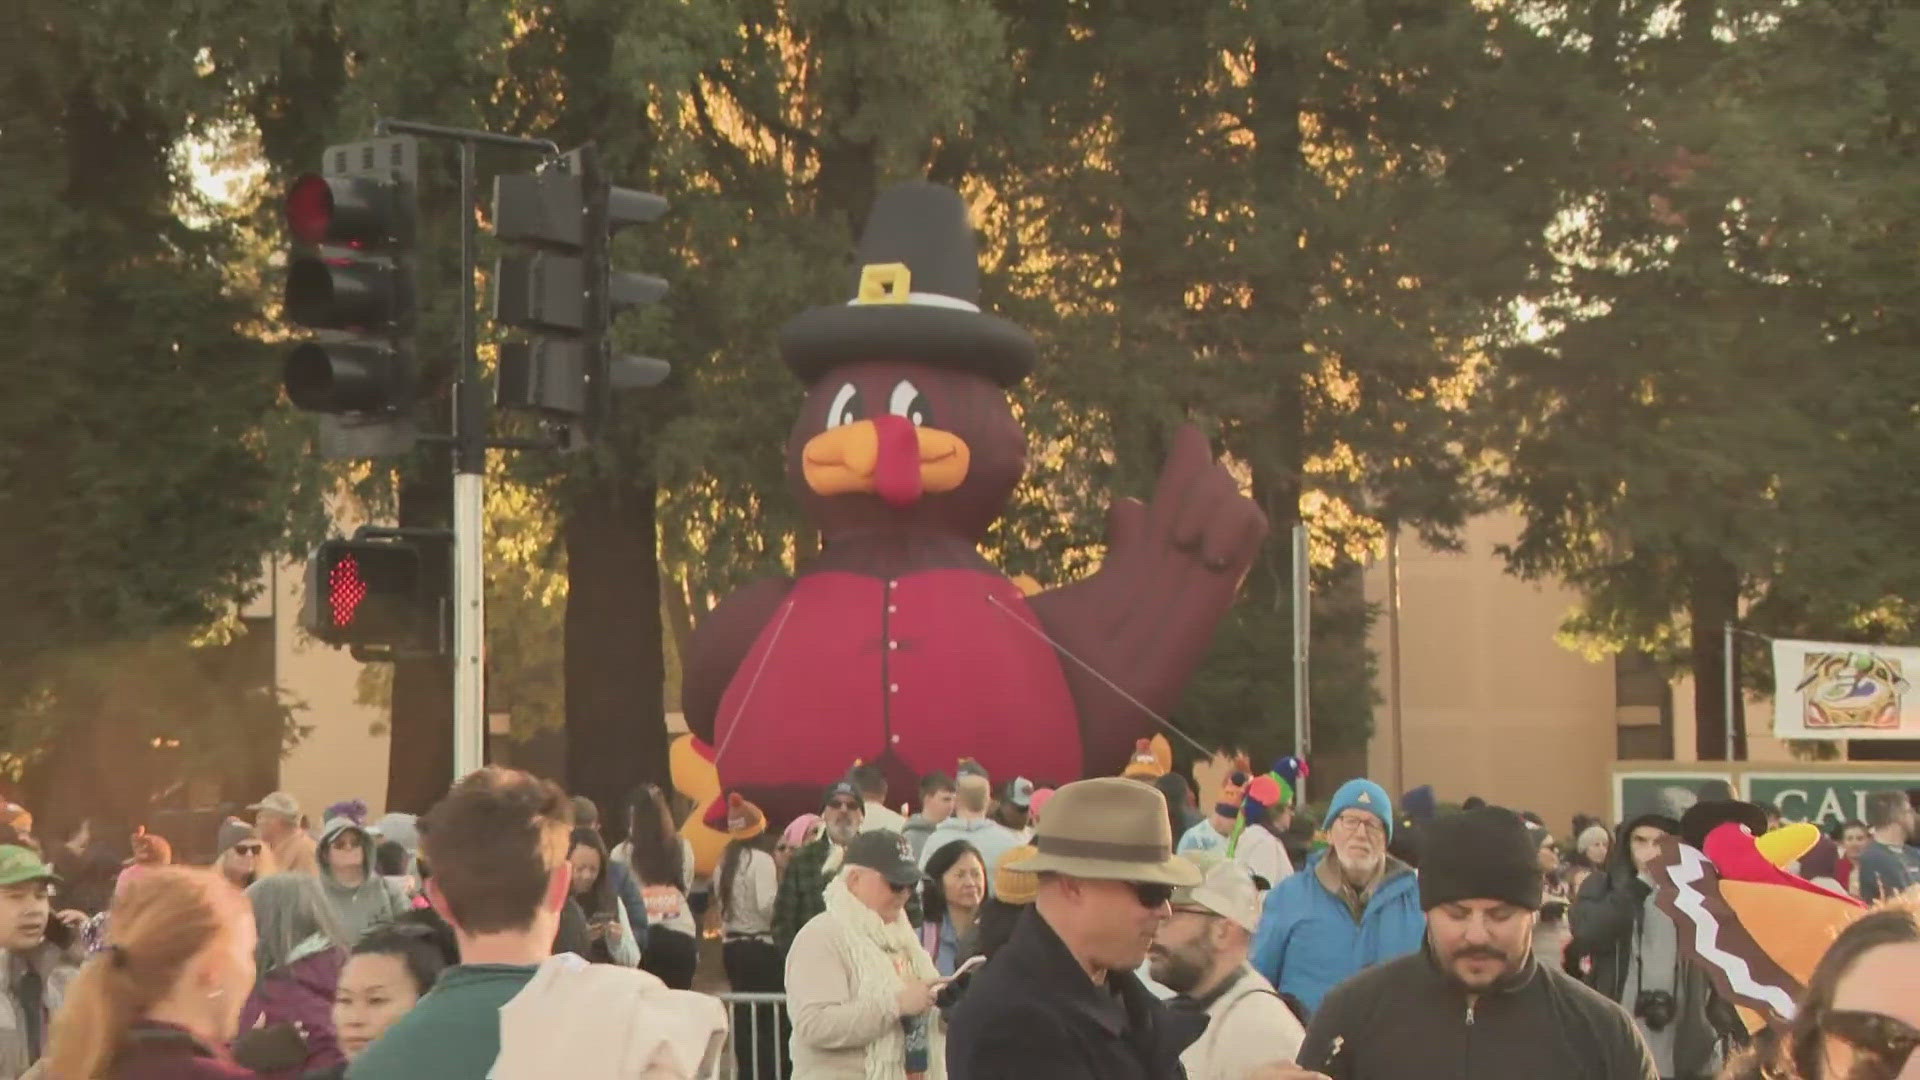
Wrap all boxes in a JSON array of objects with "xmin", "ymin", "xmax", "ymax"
[{"xmin": 934, "ymin": 954, "xmax": 987, "ymax": 986}]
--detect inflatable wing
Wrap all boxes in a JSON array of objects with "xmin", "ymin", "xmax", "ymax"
[{"xmin": 1649, "ymin": 830, "xmax": 1864, "ymax": 1032}]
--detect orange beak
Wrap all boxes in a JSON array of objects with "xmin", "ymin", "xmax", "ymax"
[{"xmin": 802, "ymin": 416, "xmax": 970, "ymax": 507}]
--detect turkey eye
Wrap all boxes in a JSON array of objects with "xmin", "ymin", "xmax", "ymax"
[
  {"xmin": 826, "ymin": 383, "xmax": 862, "ymax": 428},
  {"xmin": 888, "ymin": 380, "xmax": 933, "ymax": 427}
]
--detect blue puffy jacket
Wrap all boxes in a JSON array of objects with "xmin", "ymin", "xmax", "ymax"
[{"xmin": 1249, "ymin": 849, "xmax": 1424, "ymax": 1016}]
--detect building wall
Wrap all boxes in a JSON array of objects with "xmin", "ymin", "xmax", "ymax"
[
  {"xmin": 1364, "ymin": 512, "xmax": 1618, "ymax": 833},
  {"xmin": 268, "ymin": 557, "xmax": 392, "ymax": 821}
]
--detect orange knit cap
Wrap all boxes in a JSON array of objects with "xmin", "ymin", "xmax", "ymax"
[{"xmin": 994, "ymin": 844, "xmax": 1040, "ymax": 905}]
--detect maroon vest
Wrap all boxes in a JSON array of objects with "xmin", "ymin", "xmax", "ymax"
[{"xmin": 712, "ymin": 569, "xmax": 1082, "ymax": 819}]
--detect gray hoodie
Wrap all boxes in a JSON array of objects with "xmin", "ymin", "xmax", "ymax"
[{"xmin": 317, "ymin": 818, "xmax": 407, "ymax": 944}]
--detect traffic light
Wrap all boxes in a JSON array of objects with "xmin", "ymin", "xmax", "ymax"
[
  {"xmin": 491, "ymin": 144, "xmax": 670, "ymax": 444},
  {"xmin": 301, "ymin": 532, "xmax": 450, "ymax": 660},
  {"xmin": 282, "ymin": 137, "xmax": 421, "ymax": 457}
]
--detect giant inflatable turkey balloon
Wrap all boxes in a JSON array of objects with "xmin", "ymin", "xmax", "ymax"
[{"xmin": 674, "ymin": 182, "xmax": 1268, "ymax": 862}]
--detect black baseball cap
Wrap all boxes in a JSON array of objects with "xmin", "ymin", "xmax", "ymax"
[{"xmin": 843, "ymin": 829, "xmax": 921, "ymax": 887}]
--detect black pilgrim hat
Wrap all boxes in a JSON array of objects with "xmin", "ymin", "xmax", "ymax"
[
  {"xmin": 1679, "ymin": 799, "xmax": 1772, "ymax": 851},
  {"xmin": 778, "ymin": 182, "xmax": 1036, "ymax": 388}
]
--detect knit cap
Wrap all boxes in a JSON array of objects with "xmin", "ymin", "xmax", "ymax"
[
  {"xmin": 1419, "ymin": 807, "xmax": 1544, "ymax": 912},
  {"xmin": 994, "ymin": 845, "xmax": 1040, "ymax": 905},
  {"xmin": 215, "ymin": 819, "xmax": 257, "ymax": 858},
  {"xmin": 1325, "ymin": 778, "xmax": 1394, "ymax": 839}
]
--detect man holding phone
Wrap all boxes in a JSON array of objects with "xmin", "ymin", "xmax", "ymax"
[{"xmin": 0, "ymin": 845, "xmax": 83, "ymax": 1080}]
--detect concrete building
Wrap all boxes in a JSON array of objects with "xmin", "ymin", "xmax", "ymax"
[{"xmin": 1360, "ymin": 512, "xmax": 1909, "ymax": 834}]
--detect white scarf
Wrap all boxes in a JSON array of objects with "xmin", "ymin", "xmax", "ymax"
[{"xmin": 820, "ymin": 872, "xmax": 944, "ymax": 1080}]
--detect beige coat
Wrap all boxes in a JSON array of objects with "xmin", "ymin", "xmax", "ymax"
[
  {"xmin": 784, "ymin": 903, "xmax": 944, "ymax": 1080},
  {"xmin": 0, "ymin": 943, "xmax": 79, "ymax": 1080},
  {"xmin": 1178, "ymin": 964, "xmax": 1305, "ymax": 1080},
  {"xmin": 272, "ymin": 830, "xmax": 319, "ymax": 876},
  {"xmin": 491, "ymin": 953, "xmax": 729, "ymax": 1079}
]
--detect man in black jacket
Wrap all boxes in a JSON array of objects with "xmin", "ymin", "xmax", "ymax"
[
  {"xmin": 945, "ymin": 777, "xmax": 1206, "ymax": 1080},
  {"xmin": 1569, "ymin": 813, "xmax": 1722, "ymax": 1079},
  {"xmin": 1298, "ymin": 807, "xmax": 1657, "ymax": 1080}
]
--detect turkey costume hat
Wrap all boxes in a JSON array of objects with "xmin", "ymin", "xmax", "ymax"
[{"xmin": 779, "ymin": 182, "xmax": 1036, "ymax": 388}]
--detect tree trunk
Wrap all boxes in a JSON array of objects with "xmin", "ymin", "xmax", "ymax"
[
  {"xmin": 564, "ymin": 475, "xmax": 668, "ymax": 845},
  {"xmin": 1688, "ymin": 552, "xmax": 1741, "ymax": 761},
  {"xmin": 386, "ymin": 465, "xmax": 456, "ymax": 813},
  {"xmin": 25, "ymin": 705, "xmax": 151, "ymax": 846},
  {"xmin": 1243, "ymin": 38, "xmax": 1313, "ymax": 751}
]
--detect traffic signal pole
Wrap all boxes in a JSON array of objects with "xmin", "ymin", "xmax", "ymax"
[
  {"xmin": 374, "ymin": 120, "xmax": 560, "ymax": 781},
  {"xmin": 286, "ymin": 121, "xmax": 667, "ymax": 795}
]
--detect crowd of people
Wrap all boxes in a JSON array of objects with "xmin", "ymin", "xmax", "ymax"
[{"xmin": 0, "ymin": 759, "xmax": 1909, "ymax": 1079}]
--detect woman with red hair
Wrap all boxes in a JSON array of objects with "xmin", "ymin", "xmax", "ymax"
[{"xmin": 43, "ymin": 866, "xmax": 259, "ymax": 1078}]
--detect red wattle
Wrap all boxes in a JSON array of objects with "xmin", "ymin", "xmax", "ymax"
[{"xmin": 871, "ymin": 414, "xmax": 923, "ymax": 507}]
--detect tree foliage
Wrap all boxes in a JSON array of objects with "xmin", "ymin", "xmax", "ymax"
[
  {"xmin": 1480, "ymin": 0, "xmax": 1920, "ymax": 757},
  {"xmin": 11, "ymin": 0, "xmax": 1920, "ymax": 819}
]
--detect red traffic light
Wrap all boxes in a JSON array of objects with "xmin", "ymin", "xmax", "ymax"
[
  {"xmin": 284, "ymin": 174, "xmax": 409, "ymax": 247},
  {"xmin": 287, "ymin": 175, "xmax": 336, "ymax": 244}
]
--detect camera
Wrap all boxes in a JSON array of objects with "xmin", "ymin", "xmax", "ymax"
[{"xmin": 1634, "ymin": 989, "xmax": 1677, "ymax": 1031}]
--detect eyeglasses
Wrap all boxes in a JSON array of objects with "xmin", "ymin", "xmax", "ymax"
[
  {"xmin": 826, "ymin": 800, "xmax": 861, "ymax": 813},
  {"xmin": 888, "ymin": 879, "xmax": 915, "ymax": 895},
  {"xmin": 233, "ymin": 843, "xmax": 263, "ymax": 856},
  {"xmin": 1129, "ymin": 882, "xmax": 1175, "ymax": 909},
  {"xmin": 1823, "ymin": 1010, "xmax": 1920, "ymax": 1076},
  {"xmin": 1330, "ymin": 814, "xmax": 1385, "ymax": 838}
]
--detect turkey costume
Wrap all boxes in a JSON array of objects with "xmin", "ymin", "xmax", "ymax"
[
  {"xmin": 679, "ymin": 182, "xmax": 1267, "ymax": 830},
  {"xmin": 1646, "ymin": 801, "xmax": 1864, "ymax": 1037}
]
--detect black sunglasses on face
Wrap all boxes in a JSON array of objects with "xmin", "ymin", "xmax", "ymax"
[
  {"xmin": 233, "ymin": 843, "xmax": 263, "ymax": 855},
  {"xmin": 1130, "ymin": 882, "xmax": 1175, "ymax": 909},
  {"xmin": 827, "ymin": 800, "xmax": 861, "ymax": 813},
  {"xmin": 1824, "ymin": 1010, "xmax": 1920, "ymax": 1076}
]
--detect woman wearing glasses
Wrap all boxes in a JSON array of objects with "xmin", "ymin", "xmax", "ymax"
[
  {"xmin": 1723, "ymin": 894, "xmax": 1919, "ymax": 1080},
  {"xmin": 211, "ymin": 820, "xmax": 275, "ymax": 891}
]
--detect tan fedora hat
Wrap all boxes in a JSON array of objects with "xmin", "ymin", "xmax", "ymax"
[{"xmin": 1020, "ymin": 777, "xmax": 1201, "ymax": 886}]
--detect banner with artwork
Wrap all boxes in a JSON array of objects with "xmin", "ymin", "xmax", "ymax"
[{"xmin": 1771, "ymin": 638, "xmax": 1920, "ymax": 740}]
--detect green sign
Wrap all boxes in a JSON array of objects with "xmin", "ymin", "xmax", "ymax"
[
  {"xmin": 1614, "ymin": 773, "xmax": 1737, "ymax": 824},
  {"xmin": 1744, "ymin": 773, "xmax": 1918, "ymax": 828}
]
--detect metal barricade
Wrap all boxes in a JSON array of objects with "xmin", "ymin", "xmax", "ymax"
[{"xmin": 715, "ymin": 991, "xmax": 790, "ymax": 1080}]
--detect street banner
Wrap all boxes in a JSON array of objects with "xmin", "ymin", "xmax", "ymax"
[
  {"xmin": 1615, "ymin": 772, "xmax": 1737, "ymax": 824},
  {"xmin": 1771, "ymin": 638, "xmax": 1920, "ymax": 740},
  {"xmin": 1743, "ymin": 773, "xmax": 1918, "ymax": 828}
]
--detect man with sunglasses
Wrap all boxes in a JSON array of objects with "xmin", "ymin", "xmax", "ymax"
[
  {"xmin": 774, "ymin": 780, "xmax": 922, "ymax": 953},
  {"xmin": 1250, "ymin": 779, "xmax": 1424, "ymax": 1018},
  {"xmin": 946, "ymin": 777, "xmax": 1207, "ymax": 1080}
]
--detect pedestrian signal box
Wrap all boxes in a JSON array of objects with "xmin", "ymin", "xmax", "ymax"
[{"xmin": 301, "ymin": 533, "xmax": 449, "ymax": 659}]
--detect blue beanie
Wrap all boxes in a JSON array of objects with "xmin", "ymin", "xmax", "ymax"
[{"xmin": 1326, "ymin": 779, "xmax": 1394, "ymax": 838}]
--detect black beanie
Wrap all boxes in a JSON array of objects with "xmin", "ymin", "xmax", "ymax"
[{"xmin": 1418, "ymin": 807, "xmax": 1544, "ymax": 912}]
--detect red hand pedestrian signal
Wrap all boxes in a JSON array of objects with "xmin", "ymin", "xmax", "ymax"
[
  {"xmin": 303, "ymin": 539, "xmax": 441, "ymax": 654},
  {"xmin": 328, "ymin": 554, "xmax": 369, "ymax": 629}
]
